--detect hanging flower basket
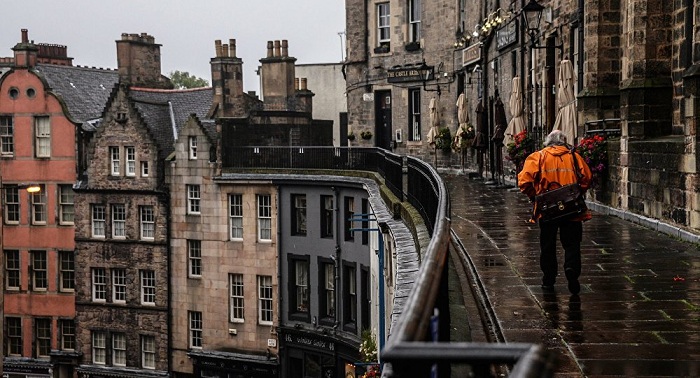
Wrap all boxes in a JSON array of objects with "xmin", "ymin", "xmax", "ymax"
[
  {"xmin": 576, "ymin": 134, "xmax": 608, "ymax": 188},
  {"xmin": 361, "ymin": 131, "xmax": 373, "ymax": 140},
  {"xmin": 506, "ymin": 130, "xmax": 536, "ymax": 172},
  {"xmin": 435, "ymin": 127, "xmax": 452, "ymax": 153}
]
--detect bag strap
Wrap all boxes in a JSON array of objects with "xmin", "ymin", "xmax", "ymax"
[{"xmin": 570, "ymin": 148, "xmax": 582, "ymax": 183}]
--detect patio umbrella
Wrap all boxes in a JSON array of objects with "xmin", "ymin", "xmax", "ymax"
[
  {"xmin": 457, "ymin": 93, "xmax": 468, "ymax": 128},
  {"xmin": 473, "ymin": 101, "xmax": 487, "ymax": 151},
  {"xmin": 553, "ymin": 59, "xmax": 577, "ymax": 145},
  {"xmin": 427, "ymin": 97, "xmax": 440, "ymax": 144},
  {"xmin": 455, "ymin": 93, "xmax": 471, "ymax": 169},
  {"xmin": 505, "ymin": 77, "xmax": 525, "ymax": 141}
]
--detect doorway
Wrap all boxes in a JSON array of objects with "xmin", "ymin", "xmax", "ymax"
[{"xmin": 374, "ymin": 91, "xmax": 392, "ymax": 150}]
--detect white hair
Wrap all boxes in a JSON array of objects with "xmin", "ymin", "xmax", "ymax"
[{"xmin": 543, "ymin": 130, "xmax": 568, "ymax": 147}]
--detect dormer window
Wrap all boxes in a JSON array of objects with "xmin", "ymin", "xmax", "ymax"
[{"xmin": 116, "ymin": 113, "xmax": 127, "ymax": 123}]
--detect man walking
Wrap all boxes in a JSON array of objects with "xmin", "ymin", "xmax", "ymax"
[{"xmin": 518, "ymin": 130, "xmax": 592, "ymax": 295}]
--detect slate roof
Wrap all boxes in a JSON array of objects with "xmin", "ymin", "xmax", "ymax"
[
  {"xmin": 34, "ymin": 64, "xmax": 119, "ymax": 127},
  {"xmin": 129, "ymin": 87, "xmax": 214, "ymax": 159}
]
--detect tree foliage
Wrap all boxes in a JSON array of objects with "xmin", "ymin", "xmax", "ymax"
[{"xmin": 168, "ymin": 70, "xmax": 209, "ymax": 89}]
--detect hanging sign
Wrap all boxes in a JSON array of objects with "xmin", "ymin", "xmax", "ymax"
[
  {"xmin": 462, "ymin": 44, "xmax": 481, "ymax": 66},
  {"xmin": 497, "ymin": 20, "xmax": 518, "ymax": 50},
  {"xmin": 387, "ymin": 65, "xmax": 432, "ymax": 83}
]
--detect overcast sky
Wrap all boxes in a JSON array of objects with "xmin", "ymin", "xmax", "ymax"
[{"xmin": 0, "ymin": 0, "xmax": 346, "ymax": 92}]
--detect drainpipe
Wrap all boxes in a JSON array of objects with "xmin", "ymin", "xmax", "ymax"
[{"xmin": 332, "ymin": 186, "xmax": 341, "ymax": 334}]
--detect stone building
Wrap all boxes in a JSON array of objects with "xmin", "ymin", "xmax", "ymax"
[
  {"xmin": 0, "ymin": 29, "xmax": 117, "ymax": 378},
  {"xmin": 345, "ymin": 0, "xmax": 700, "ymax": 234}
]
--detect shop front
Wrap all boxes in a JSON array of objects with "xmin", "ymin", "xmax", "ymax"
[{"xmin": 279, "ymin": 327, "xmax": 360, "ymax": 378}]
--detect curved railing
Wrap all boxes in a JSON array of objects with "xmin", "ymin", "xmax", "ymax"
[{"xmin": 225, "ymin": 146, "xmax": 551, "ymax": 377}]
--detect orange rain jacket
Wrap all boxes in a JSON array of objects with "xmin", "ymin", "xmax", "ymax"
[{"xmin": 518, "ymin": 144, "xmax": 593, "ymax": 221}]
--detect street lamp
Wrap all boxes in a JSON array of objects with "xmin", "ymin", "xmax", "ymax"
[
  {"xmin": 522, "ymin": 0, "xmax": 545, "ymax": 46},
  {"xmin": 418, "ymin": 60, "xmax": 441, "ymax": 96}
]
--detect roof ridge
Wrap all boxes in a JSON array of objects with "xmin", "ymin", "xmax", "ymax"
[{"xmin": 130, "ymin": 86, "xmax": 212, "ymax": 93}]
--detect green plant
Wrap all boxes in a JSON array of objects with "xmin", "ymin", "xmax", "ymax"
[
  {"xmin": 348, "ymin": 131, "xmax": 356, "ymax": 141},
  {"xmin": 435, "ymin": 127, "xmax": 452, "ymax": 152},
  {"xmin": 359, "ymin": 329, "xmax": 377, "ymax": 363},
  {"xmin": 576, "ymin": 134, "xmax": 607, "ymax": 188},
  {"xmin": 361, "ymin": 130, "xmax": 373, "ymax": 140},
  {"xmin": 453, "ymin": 123, "xmax": 475, "ymax": 152},
  {"xmin": 506, "ymin": 130, "xmax": 536, "ymax": 172}
]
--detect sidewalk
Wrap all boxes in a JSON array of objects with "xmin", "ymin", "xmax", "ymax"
[{"xmin": 444, "ymin": 173, "xmax": 700, "ymax": 377}]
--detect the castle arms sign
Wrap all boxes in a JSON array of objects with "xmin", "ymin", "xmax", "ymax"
[{"xmin": 387, "ymin": 64, "xmax": 434, "ymax": 83}]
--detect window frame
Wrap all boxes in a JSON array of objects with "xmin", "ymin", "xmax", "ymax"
[
  {"xmin": 31, "ymin": 250, "xmax": 48, "ymax": 291},
  {"xmin": 4, "ymin": 186, "xmax": 20, "ymax": 224},
  {"xmin": 257, "ymin": 194, "xmax": 272, "ymax": 242},
  {"xmin": 92, "ymin": 331, "xmax": 107, "ymax": 364},
  {"xmin": 229, "ymin": 273, "xmax": 245, "ymax": 323},
  {"xmin": 343, "ymin": 264, "xmax": 357, "ymax": 328},
  {"xmin": 92, "ymin": 268, "xmax": 107, "ymax": 302},
  {"xmin": 258, "ymin": 275, "xmax": 273, "ymax": 325},
  {"xmin": 142, "ymin": 335, "xmax": 156, "ymax": 369},
  {"xmin": 59, "ymin": 251, "xmax": 75, "ymax": 292},
  {"xmin": 344, "ymin": 196, "xmax": 355, "ymax": 241},
  {"xmin": 60, "ymin": 319, "xmax": 76, "ymax": 351},
  {"xmin": 141, "ymin": 161, "xmax": 149, "ymax": 177},
  {"xmin": 408, "ymin": 0, "xmax": 421, "ymax": 43},
  {"xmin": 229, "ymin": 194, "xmax": 243, "ymax": 240},
  {"xmin": 187, "ymin": 184, "xmax": 201, "ymax": 215},
  {"xmin": 110, "ymin": 146, "xmax": 120, "ymax": 176},
  {"xmin": 35, "ymin": 317, "xmax": 52, "ymax": 357},
  {"xmin": 320, "ymin": 195, "xmax": 334, "ymax": 238},
  {"xmin": 34, "ymin": 115, "xmax": 51, "ymax": 158},
  {"xmin": 409, "ymin": 88, "xmax": 422, "ymax": 141},
  {"xmin": 7, "ymin": 316, "xmax": 23, "ymax": 356},
  {"xmin": 377, "ymin": 3, "xmax": 391, "ymax": 47},
  {"xmin": 140, "ymin": 206, "xmax": 155, "ymax": 240},
  {"xmin": 188, "ymin": 240, "xmax": 202, "ymax": 278},
  {"xmin": 112, "ymin": 333, "xmax": 127, "ymax": 366},
  {"xmin": 320, "ymin": 261, "xmax": 335, "ymax": 320},
  {"xmin": 112, "ymin": 268, "xmax": 127, "ymax": 303},
  {"xmin": 189, "ymin": 311, "xmax": 203, "ymax": 348},
  {"xmin": 92, "ymin": 205, "xmax": 106, "ymax": 238},
  {"xmin": 126, "ymin": 146, "xmax": 136, "ymax": 177},
  {"xmin": 5, "ymin": 249, "xmax": 20, "ymax": 290},
  {"xmin": 112, "ymin": 204, "xmax": 126, "ymax": 239},
  {"xmin": 0, "ymin": 115, "xmax": 14, "ymax": 156},
  {"xmin": 289, "ymin": 256, "xmax": 310, "ymax": 320},
  {"xmin": 189, "ymin": 136, "xmax": 198, "ymax": 159},
  {"xmin": 291, "ymin": 194, "xmax": 307, "ymax": 236},
  {"xmin": 31, "ymin": 185, "xmax": 47, "ymax": 225},
  {"xmin": 59, "ymin": 184, "xmax": 75, "ymax": 225},
  {"xmin": 141, "ymin": 270, "xmax": 156, "ymax": 305}
]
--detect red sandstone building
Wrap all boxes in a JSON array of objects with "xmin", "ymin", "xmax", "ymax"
[{"xmin": 0, "ymin": 30, "xmax": 117, "ymax": 378}]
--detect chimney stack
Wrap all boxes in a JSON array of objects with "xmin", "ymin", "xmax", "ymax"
[
  {"xmin": 116, "ymin": 33, "xmax": 170, "ymax": 88},
  {"xmin": 12, "ymin": 29, "xmax": 39, "ymax": 68},
  {"xmin": 260, "ymin": 39, "xmax": 297, "ymax": 110},
  {"xmin": 210, "ymin": 37, "xmax": 245, "ymax": 117}
]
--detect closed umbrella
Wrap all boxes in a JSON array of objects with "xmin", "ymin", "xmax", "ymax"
[
  {"xmin": 455, "ymin": 93, "xmax": 471, "ymax": 169},
  {"xmin": 427, "ymin": 97, "xmax": 440, "ymax": 144},
  {"xmin": 457, "ymin": 93, "xmax": 468, "ymax": 128},
  {"xmin": 506, "ymin": 77, "xmax": 526, "ymax": 141},
  {"xmin": 553, "ymin": 60, "xmax": 577, "ymax": 145}
]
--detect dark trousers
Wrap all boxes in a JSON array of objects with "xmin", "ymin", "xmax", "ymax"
[{"xmin": 539, "ymin": 219, "xmax": 582, "ymax": 286}]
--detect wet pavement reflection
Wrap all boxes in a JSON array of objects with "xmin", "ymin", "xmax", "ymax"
[{"xmin": 445, "ymin": 173, "xmax": 700, "ymax": 377}]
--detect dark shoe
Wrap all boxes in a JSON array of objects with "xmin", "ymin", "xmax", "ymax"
[
  {"xmin": 541, "ymin": 284, "xmax": 555, "ymax": 292},
  {"xmin": 565, "ymin": 268, "xmax": 580, "ymax": 295}
]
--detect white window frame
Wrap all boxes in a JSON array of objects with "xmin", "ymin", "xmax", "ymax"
[
  {"xmin": 187, "ymin": 185, "xmax": 201, "ymax": 214},
  {"xmin": 409, "ymin": 0, "xmax": 421, "ymax": 43},
  {"xmin": 0, "ymin": 115, "xmax": 14, "ymax": 156},
  {"xmin": 59, "ymin": 184, "xmax": 75, "ymax": 225},
  {"xmin": 126, "ymin": 146, "xmax": 136, "ymax": 176},
  {"xmin": 188, "ymin": 240, "xmax": 202, "ymax": 277},
  {"xmin": 141, "ymin": 270, "xmax": 156, "ymax": 305},
  {"xmin": 229, "ymin": 194, "xmax": 243, "ymax": 240},
  {"xmin": 112, "ymin": 333, "xmax": 127, "ymax": 366},
  {"xmin": 110, "ymin": 146, "xmax": 120, "ymax": 176},
  {"xmin": 112, "ymin": 268, "xmax": 126, "ymax": 303},
  {"xmin": 31, "ymin": 250, "xmax": 47, "ymax": 291},
  {"xmin": 140, "ymin": 206, "xmax": 155, "ymax": 240},
  {"xmin": 189, "ymin": 311, "xmax": 203, "ymax": 348},
  {"xmin": 92, "ymin": 205, "xmax": 106, "ymax": 238},
  {"xmin": 377, "ymin": 3, "xmax": 391, "ymax": 46},
  {"xmin": 92, "ymin": 268, "xmax": 107, "ymax": 302},
  {"xmin": 93, "ymin": 332, "xmax": 106, "ymax": 364},
  {"xmin": 409, "ymin": 88, "xmax": 422, "ymax": 141},
  {"xmin": 34, "ymin": 115, "xmax": 51, "ymax": 158},
  {"xmin": 60, "ymin": 319, "xmax": 75, "ymax": 351},
  {"xmin": 295, "ymin": 260, "xmax": 309, "ymax": 313},
  {"xmin": 189, "ymin": 136, "xmax": 198, "ymax": 159},
  {"xmin": 257, "ymin": 194, "xmax": 272, "ymax": 241},
  {"xmin": 230, "ymin": 273, "xmax": 244, "ymax": 323},
  {"xmin": 258, "ymin": 275, "xmax": 273, "ymax": 325},
  {"xmin": 112, "ymin": 204, "xmax": 126, "ymax": 239},
  {"xmin": 324, "ymin": 263, "xmax": 335, "ymax": 317},
  {"xmin": 142, "ymin": 335, "xmax": 156, "ymax": 369},
  {"xmin": 35, "ymin": 318, "xmax": 51, "ymax": 357},
  {"xmin": 141, "ymin": 161, "xmax": 149, "ymax": 177},
  {"xmin": 31, "ymin": 185, "xmax": 47, "ymax": 225}
]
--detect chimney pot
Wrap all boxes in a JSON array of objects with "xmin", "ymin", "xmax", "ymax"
[
  {"xmin": 215, "ymin": 40, "xmax": 223, "ymax": 57},
  {"xmin": 301, "ymin": 78, "xmax": 307, "ymax": 90},
  {"xmin": 295, "ymin": 77, "xmax": 300, "ymax": 90},
  {"xmin": 229, "ymin": 39, "xmax": 236, "ymax": 58},
  {"xmin": 21, "ymin": 29, "xmax": 28, "ymax": 43},
  {"xmin": 267, "ymin": 41, "xmax": 274, "ymax": 58},
  {"xmin": 274, "ymin": 40, "xmax": 281, "ymax": 57},
  {"xmin": 222, "ymin": 44, "xmax": 229, "ymax": 58},
  {"xmin": 281, "ymin": 40, "xmax": 288, "ymax": 57}
]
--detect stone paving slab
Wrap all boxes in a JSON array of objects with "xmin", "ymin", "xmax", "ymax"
[{"xmin": 444, "ymin": 173, "xmax": 700, "ymax": 377}]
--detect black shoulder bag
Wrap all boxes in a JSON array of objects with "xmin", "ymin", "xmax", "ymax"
[{"xmin": 535, "ymin": 149, "xmax": 587, "ymax": 223}]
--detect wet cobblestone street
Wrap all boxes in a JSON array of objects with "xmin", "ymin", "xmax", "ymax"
[{"xmin": 445, "ymin": 173, "xmax": 700, "ymax": 377}]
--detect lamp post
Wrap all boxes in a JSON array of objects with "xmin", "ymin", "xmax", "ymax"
[{"xmin": 418, "ymin": 61, "xmax": 440, "ymax": 96}]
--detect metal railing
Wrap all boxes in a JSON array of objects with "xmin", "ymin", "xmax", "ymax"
[
  {"xmin": 584, "ymin": 118, "xmax": 621, "ymax": 136},
  {"xmin": 225, "ymin": 147, "xmax": 552, "ymax": 377}
]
